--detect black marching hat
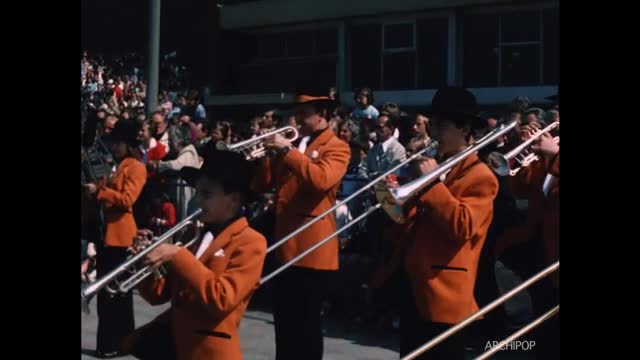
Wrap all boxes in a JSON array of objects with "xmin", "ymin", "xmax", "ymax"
[
  {"xmin": 104, "ymin": 119, "xmax": 142, "ymax": 147},
  {"xmin": 428, "ymin": 87, "xmax": 486, "ymax": 129},
  {"xmin": 180, "ymin": 147, "xmax": 256, "ymax": 201}
]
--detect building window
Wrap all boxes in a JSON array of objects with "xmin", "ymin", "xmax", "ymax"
[
  {"xmin": 463, "ymin": 8, "xmax": 558, "ymax": 87},
  {"xmin": 350, "ymin": 24, "xmax": 382, "ymax": 89},
  {"xmin": 382, "ymin": 22, "xmax": 416, "ymax": 90},
  {"xmin": 259, "ymin": 33, "xmax": 286, "ymax": 59},
  {"xmin": 316, "ymin": 29, "xmax": 338, "ymax": 56},
  {"xmin": 351, "ymin": 19, "xmax": 447, "ymax": 91},
  {"xmin": 417, "ymin": 17, "xmax": 448, "ymax": 89},
  {"xmin": 257, "ymin": 29, "xmax": 337, "ymax": 60},
  {"xmin": 542, "ymin": 8, "xmax": 559, "ymax": 84},
  {"xmin": 287, "ymin": 31, "xmax": 314, "ymax": 57}
]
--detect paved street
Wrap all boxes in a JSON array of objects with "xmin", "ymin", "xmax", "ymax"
[
  {"xmin": 81, "ymin": 292, "xmax": 399, "ymax": 360},
  {"xmin": 81, "ymin": 261, "xmax": 540, "ymax": 359}
]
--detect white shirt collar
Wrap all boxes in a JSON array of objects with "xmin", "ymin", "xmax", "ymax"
[
  {"xmin": 195, "ymin": 232, "xmax": 214, "ymax": 259},
  {"xmin": 298, "ymin": 136, "xmax": 311, "ymax": 154},
  {"xmin": 381, "ymin": 136, "xmax": 395, "ymax": 153}
]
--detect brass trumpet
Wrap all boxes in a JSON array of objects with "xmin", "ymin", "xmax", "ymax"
[
  {"xmin": 81, "ymin": 209, "xmax": 203, "ymax": 311},
  {"xmin": 488, "ymin": 122, "xmax": 559, "ymax": 176},
  {"xmin": 216, "ymin": 126, "xmax": 299, "ymax": 160}
]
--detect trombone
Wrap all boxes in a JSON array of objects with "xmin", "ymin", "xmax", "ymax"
[
  {"xmin": 260, "ymin": 139, "xmax": 442, "ymax": 282},
  {"xmin": 81, "ymin": 209, "xmax": 203, "ymax": 309},
  {"xmin": 216, "ymin": 126, "xmax": 299, "ymax": 160},
  {"xmin": 487, "ymin": 122, "xmax": 559, "ymax": 176},
  {"xmin": 400, "ymin": 261, "xmax": 559, "ymax": 360},
  {"xmin": 376, "ymin": 121, "xmax": 518, "ymax": 224},
  {"xmin": 261, "ymin": 122, "xmax": 518, "ymax": 282}
]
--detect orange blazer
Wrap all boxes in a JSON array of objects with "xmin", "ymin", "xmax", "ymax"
[
  {"xmin": 136, "ymin": 217, "xmax": 267, "ymax": 360},
  {"xmin": 403, "ymin": 154, "xmax": 498, "ymax": 324},
  {"xmin": 96, "ymin": 157, "xmax": 147, "ymax": 247},
  {"xmin": 252, "ymin": 129, "xmax": 350, "ymax": 271},
  {"xmin": 494, "ymin": 152, "xmax": 559, "ymax": 286}
]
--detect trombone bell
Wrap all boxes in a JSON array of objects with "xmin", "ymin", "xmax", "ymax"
[{"xmin": 487, "ymin": 152, "xmax": 511, "ymax": 177}]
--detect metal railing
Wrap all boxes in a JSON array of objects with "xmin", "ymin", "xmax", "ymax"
[
  {"xmin": 401, "ymin": 261, "xmax": 559, "ymax": 360},
  {"xmin": 475, "ymin": 305, "xmax": 559, "ymax": 360}
]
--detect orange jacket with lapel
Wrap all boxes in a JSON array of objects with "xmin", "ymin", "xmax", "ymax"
[
  {"xmin": 137, "ymin": 217, "xmax": 267, "ymax": 360},
  {"xmin": 403, "ymin": 153, "xmax": 498, "ymax": 324},
  {"xmin": 252, "ymin": 129, "xmax": 350, "ymax": 270},
  {"xmin": 96, "ymin": 157, "xmax": 147, "ymax": 247}
]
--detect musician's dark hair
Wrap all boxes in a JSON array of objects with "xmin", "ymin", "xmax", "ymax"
[
  {"xmin": 545, "ymin": 109, "xmax": 559, "ymax": 123},
  {"xmin": 524, "ymin": 107, "xmax": 545, "ymax": 122}
]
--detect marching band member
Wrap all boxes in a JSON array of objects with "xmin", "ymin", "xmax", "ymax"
[
  {"xmin": 493, "ymin": 123, "xmax": 559, "ymax": 284},
  {"xmin": 124, "ymin": 148, "xmax": 267, "ymax": 360},
  {"xmin": 252, "ymin": 95, "xmax": 350, "ymax": 360},
  {"xmin": 83, "ymin": 119, "xmax": 147, "ymax": 358},
  {"xmin": 491, "ymin": 122, "xmax": 559, "ymax": 359},
  {"xmin": 391, "ymin": 88, "xmax": 499, "ymax": 359}
]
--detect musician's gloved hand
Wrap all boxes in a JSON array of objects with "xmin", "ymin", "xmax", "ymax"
[
  {"xmin": 143, "ymin": 243, "xmax": 181, "ymax": 268},
  {"xmin": 531, "ymin": 132, "xmax": 559, "ymax": 158}
]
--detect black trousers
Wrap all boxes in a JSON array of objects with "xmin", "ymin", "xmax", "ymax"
[
  {"xmin": 399, "ymin": 272, "xmax": 466, "ymax": 360},
  {"xmin": 127, "ymin": 317, "xmax": 176, "ymax": 360},
  {"xmin": 96, "ymin": 246, "xmax": 135, "ymax": 354},
  {"xmin": 529, "ymin": 282, "xmax": 560, "ymax": 360},
  {"xmin": 272, "ymin": 266, "xmax": 333, "ymax": 360}
]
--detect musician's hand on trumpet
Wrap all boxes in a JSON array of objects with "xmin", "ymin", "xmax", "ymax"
[
  {"xmin": 530, "ymin": 132, "xmax": 559, "ymax": 158},
  {"xmin": 143, "ymin": 243, "xmax": 182, "ymax": 269},
  {"xmin": 263, "ymin": 133, "xmax": 293, "ymax": 152},
  {"xmin": 520, "ymin": 123, "xmax": 540, "ymax": 141},
  {"xmin": 130, "ymin": 229, "xmax": 154, "ymax": 254}
]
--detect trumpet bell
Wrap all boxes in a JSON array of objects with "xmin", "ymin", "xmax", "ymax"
[
  {"xmin": 374, "ymin": 183, "xmax": 407, "ymax": 224},
  {"xmin": 487, "ymin": 152, "xmax": 510, "ymax": 177}
]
